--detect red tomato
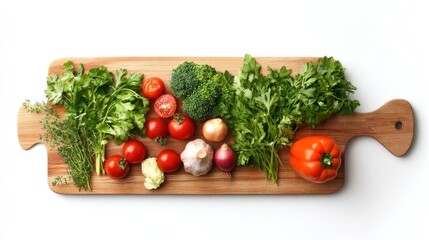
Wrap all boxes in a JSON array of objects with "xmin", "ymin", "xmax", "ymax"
[
  {"xmin": 122, "ymin": 139, "xmax": 147, "ymax": 164},
  {"xmin": 142, "ymin": 77, "xmax": 165, "ymax": 100},
  {"xmin": 157, "ymin": 149, "xmax": 181, "ymax": 173},
  {"xmin": 105, "ymin": 155, "xmax": 130, "ymax": 179},
  {"xmin": 145, "ymin": 118, "xmax": 168, "ymax": 145},
  {"xmin": 168, "ymin": 113, "xmax": 195, "ymax": 140},
  {"xmin": 154, "ymin": 94, "xmax": 177, "ymax": 118}
]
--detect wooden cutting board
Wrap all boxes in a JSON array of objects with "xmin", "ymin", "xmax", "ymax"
[{"xmin": 17, "ymin": 57, "xmax": 415, "ymax": 194}]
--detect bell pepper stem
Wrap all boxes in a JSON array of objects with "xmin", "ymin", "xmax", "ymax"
[{"xmin": 321, "ymin": 153, "xmax": 334, "ymax": 169}]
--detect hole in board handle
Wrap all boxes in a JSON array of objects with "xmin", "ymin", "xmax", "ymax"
[{"xmin": 395, "ymin": 121, "xmax": 403, "ymax": 130}]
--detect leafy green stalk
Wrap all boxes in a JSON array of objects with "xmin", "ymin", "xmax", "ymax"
[{"xmin": 94, "ymin": 137, "xmax": 107, "ymax": 176}]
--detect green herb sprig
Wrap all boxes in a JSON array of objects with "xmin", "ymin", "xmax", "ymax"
[{"xmin": 24, "ymin": 101, "xmax": 95, "ymax": 190}]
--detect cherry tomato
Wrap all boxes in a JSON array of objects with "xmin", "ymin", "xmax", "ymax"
[
  {"xmin": 122, "ymin": 139, "xmax": 147, "ymax": 164},
  {"xmin": 154, "ymin": 94, "xmax": 177, "ymax": 118},
  {"xmin": 105, "ymin": 155, "xmax": 130, "ymax": 179},
  {"xmin": 145, "ymin": 118, "xmax": 168, "ymax": 145},
  {"xmin": 142, "ymin": 77, "xmax": 165, "ymax": 100},
  {"xmin": 168, "ymin": 113, "xmax": 195, "ymax": 140},
  {"xmin": 157, "ymin": 149, "xmax": 181, "ymax": 173}
]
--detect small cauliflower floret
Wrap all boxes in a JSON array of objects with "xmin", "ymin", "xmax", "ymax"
[{"xmin": 141, "ymin": 157, "xmax": 164, "ymax": 190}]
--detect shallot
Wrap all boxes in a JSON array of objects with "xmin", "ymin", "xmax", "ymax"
[{"xmin": 214, "ymin": 144, "xmax": 236, "ymax": 179}]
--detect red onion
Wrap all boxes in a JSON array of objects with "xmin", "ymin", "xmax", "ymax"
[{"xmin": 214, "ymin": 144, "xmax": 236, "ymax": 179}]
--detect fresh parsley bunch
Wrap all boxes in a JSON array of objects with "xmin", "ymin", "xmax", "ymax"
[
  {"xmin": 45, "ymin": 61, "xmax": 149, "ymax": 176},
  {"xmin": 293, "ymin": 57, "xmax": 360, "ymax": 127},
  {"xmin": 220, "ymin": 55, "xmax": 298, "ymax": 182}
]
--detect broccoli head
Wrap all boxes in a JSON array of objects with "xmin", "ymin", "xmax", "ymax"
[
  {"xmin": 182, "ymin": 81, "xmax": 222, "ymax": 121},
  {"xmin": 170, "ymin": 62, "xmax": 218, "ymax": 99},
  {"xmin": 170, "ymin": 61, "xmax": 233, "ymax": 121}
]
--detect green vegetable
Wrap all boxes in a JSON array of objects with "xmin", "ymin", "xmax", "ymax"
[
  {"xmin": 220, "ymin": 54, "xmax": 359, "ymax": 183},
  {"xmin": 220, "ymin": 55, "xmax": 297, "ymax": 182},
  {"xmin": 45, "ymin": 61, "xmax": 149, "ymax": 177},
  {"xmin": 23, "ymin": 101, "xmax": 95, "ymax": 190},
  {"xmin": 182, "ymin": 81, "xmax": 222, "ymax": 121},
  {"xmin": 293, "ymin": 56, "xmax": 360, "ymax": 127},
  {"xmin": 170, "ymin": 62, "xmax": 210, "ymax": 99},
  {"xmin": 170, "ymin": 61, "xmax": 233, "ymax": 121}
]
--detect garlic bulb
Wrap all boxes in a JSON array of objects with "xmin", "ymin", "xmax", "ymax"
[{"xmin": 181, "ymin": 138, "xmax": 213, "ymax": 176}]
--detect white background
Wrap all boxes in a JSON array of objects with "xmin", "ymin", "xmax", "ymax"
[{"xmin": 1, "ymin": 0, "xmax": 428, "ymax": 239}]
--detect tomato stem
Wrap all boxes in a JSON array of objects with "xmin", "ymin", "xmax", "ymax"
[
  {"xmin": 173, "ymin": 112, "xmax": 184, "ymax": 124},
  {"xmin": 118, "ymin": 158, "xmax": 128, "ymax": 170},
  {"xmin": 154, "ymin": 137, "xmax": 167, "ymax": 146},
  {"xmin": 321, "ymin": 153, "xmax": 334, "ymax": 169}
]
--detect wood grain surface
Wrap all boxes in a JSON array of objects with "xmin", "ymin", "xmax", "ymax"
[{"xmin": 17, "ymin": 57, "xmax": 415, "ymax": 194}]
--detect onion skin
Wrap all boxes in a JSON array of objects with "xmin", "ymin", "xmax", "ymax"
[
  {"xmin": 202, "ymin": 118, "xmax": 228, "ymax": 142},
  {"xmin": 214, "ymin": 144, "xmax": 236, "ymax": 173}
]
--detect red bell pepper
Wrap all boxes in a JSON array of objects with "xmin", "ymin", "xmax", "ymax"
[{"xmin": 289, "ymin": 136, "xmax": 341, "ymax": 183}]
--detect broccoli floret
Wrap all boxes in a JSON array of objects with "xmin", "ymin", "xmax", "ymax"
[
  {"xmin": 195, "ymin": 64, "xmax": 217, "ymax": 81},
  {"xmin": 182, "ymin": 81, "xmax": 222, "ymax": 121},
  {"xmin": 170, "ymin": 61, "xmax": 233, "ymax": 121},
  {"xmin": 170, "ymin": 62, "xmax": 218, "ymax": 99},
  {"xmin": 170, "ymin": 62, "xmax": 199, "ymax": 99}
]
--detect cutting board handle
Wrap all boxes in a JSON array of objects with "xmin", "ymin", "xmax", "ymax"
[
  {"xmin": 341, "ymin": 99, "xmax": 414, "ymax": 156},
  {"xmin": 17, "ymin": 104, "xmax": 44, "ymax": 150}
]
